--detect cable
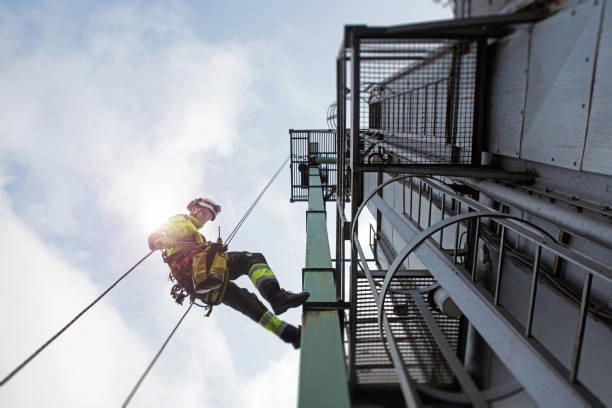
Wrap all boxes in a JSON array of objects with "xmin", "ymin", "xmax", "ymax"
[
  {"xmin": 0, "ymin": 250, "xmax": 156, "ymax": 387},
  {"xmin": 225, "ymin": 155, "xmax": 289, "ymax": 245},
  {"xmin": 224, "ymin": 155, "xmax": 289, "ymax": 246},
  {"xmin": 122, "ymin": 302, "xmax": 194, "ymax": 407}
]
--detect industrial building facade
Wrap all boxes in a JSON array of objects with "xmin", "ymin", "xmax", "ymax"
[{"xmin": 291, "ymin": 0, "xmax": 612, "ymax": 406}]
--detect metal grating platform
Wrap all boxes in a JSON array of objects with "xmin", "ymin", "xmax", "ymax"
[
  {"xmin": 289, "ymin": 129, "xmax": 338, "ymax": 202},
  {"xmin": 354, "ymin": 275, "xmax": 461, "ymax": 388},
  {"xmin": 357, "ymin": 38, "xmax": 478, "ymax": 165}
]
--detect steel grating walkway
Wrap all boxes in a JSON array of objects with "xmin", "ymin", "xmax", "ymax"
[{"xmin": 353, "ymin": 275, "xmax": 461, "ymax": 388}]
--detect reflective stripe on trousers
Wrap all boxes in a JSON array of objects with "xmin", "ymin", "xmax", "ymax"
[
  {"xmin": 258, "ymin": 310, "xmax": 287, "ymax": 335},
  {"xmin": 248, "ymin": 263, "xmax": 276, "ymax": 291}
]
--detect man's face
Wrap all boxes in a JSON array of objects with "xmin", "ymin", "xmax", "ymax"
[{"xmin": 193, "ymin": 206, "xmax": 214, "ymax": 223}]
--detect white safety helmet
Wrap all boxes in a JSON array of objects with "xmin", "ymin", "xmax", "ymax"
[{"xmin": 187, "ymin": 197, "xmax": 221, "ymax": 221}]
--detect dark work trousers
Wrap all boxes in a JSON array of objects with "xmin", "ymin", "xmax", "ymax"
[{"xmin": 220, "ymin": 251, "xmax": 280, "ymax": 324}]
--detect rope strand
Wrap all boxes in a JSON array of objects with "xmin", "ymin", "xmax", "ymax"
[
  {"xmin": 0, "ymin": 250, "xmax": 156, "ymax": 387},
  {"xmin": 122, "ymin": 302, "xmax": 194, "ymax": 407},
  {"xmin": 225, "ymin": 155, "xmax": 289, "ymax": 245}
]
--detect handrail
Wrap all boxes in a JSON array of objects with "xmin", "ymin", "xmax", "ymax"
[{"xmin": 349, "ymin": 174, "xmax": 607, "ymax": 406}]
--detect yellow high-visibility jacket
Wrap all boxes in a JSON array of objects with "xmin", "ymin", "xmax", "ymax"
[
  {"xmin": 149, "ymin": 214, "xmax": 229, "ymax": 305},
  {"xmin": 148, "ymin": 214, "xmax": 206, "ymax": 258},
  {"xmin": 148, "ymin": 214, "xmax": 208, "ymax": 292}
]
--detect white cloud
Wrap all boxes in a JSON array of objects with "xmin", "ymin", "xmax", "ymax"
[
  {"xmin": 0, "ymin": 1, "xmax": 255, "ymax": 241},
  {"xmin": 0, "ymin": 180, "xmax": 154, "ymax": 407},
  {"xmin": 240, "ymin": 349, "xmax": 300, "ymax": 408}
]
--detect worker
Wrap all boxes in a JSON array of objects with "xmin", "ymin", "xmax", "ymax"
[{"xmin": 147, "ymin": 197, "xmax": 309, "ymax": 348}]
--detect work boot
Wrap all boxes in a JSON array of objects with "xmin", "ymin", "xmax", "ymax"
[
  {"xmin": 193, "ymin": 273, "xmax": 224, "ymax": 294},
  {"xmin": 280, "ymin": 325, "xmax": 301, "ymax": 349},
  {"xmin": 270, "ymin": 289, "xmax": 310, "ymax": 315}
]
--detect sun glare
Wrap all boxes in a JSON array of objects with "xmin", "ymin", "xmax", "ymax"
[{"xmin": 140, "ymin": 200, "xmax": 176, "ymax": 231}]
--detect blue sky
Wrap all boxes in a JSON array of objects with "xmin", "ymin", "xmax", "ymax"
[{"xmin": 0, "ymin": 1, "xmax": 451, "ymax": 406}]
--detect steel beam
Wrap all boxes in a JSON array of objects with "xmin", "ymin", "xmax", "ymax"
[
  {"xmin": 371, "ymin": 195, "xmax": 602, "ymax": 407},
  {"xmin": 457, "ymin": 178, "xmax": 612, "ymax": 250},
  {"xmin": 349, "ymin": 33, "xmax": 364, "ymax": 391},
  {"xmin": 298, "ymin": 166, "xmax": 350, "ymax": 408},
  {"xmin": 411, "ymin": 291, "xmax": 487, "ymax": 408},
  {"xmin": 353, "ymin": 164, "xmax": 534, "ymax": 181}
]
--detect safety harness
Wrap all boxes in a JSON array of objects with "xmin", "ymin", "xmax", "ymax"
[{"xmin": 163, "ymin": 241, "xmax": 229, "ymax": 316}]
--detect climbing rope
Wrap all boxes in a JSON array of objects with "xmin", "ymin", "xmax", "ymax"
[
  {"xmin": 224, "ymin": 155, "xmax": 289, "ymax": 245},
  {"xmin": 0, "ymin": 250, "xmax": 156, "ymax": 387},
  {"xmin": 122, "ymin": 302, "xmax": 194, "ymax": 407}
]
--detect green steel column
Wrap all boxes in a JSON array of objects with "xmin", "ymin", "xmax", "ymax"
[{"xmin": 298, "ymin": 166, "xmax": 351, "ymax": 408}]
